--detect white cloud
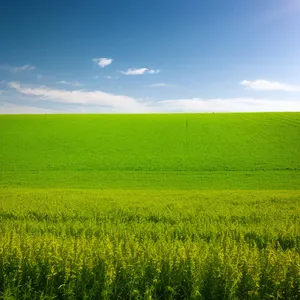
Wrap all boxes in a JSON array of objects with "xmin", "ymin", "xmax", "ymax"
[
  {"xmin": 147, "ymin": 83, "xmax": 172, "ymax": 87},
  {"xmin": 0, "ymin": 103, "xmax": 57, "ymax": 114},
  {"xmin": 11, "ymin": 64, "xmax": 36, "ymax": 72},
  {"xmin": 8, "ymin": 81, "xmax": 147, "ymax": 112},
  {"xmin": 241, "ymin": 80, "xmax": 298, "ymax": 91},
  {"xmin": 57, "ymin": 81, "xmax": 82, "ymax": 87},
  {"xmin": 105, "ymin": 75, "xmax": 119, "ymax": 80},
  {"xmin": 121, "ymin": 68, "xmax": 160, "ymax": 75},
  {"xmin": 156, "ymin": 98, "xmax": 300, "ymax": 112},
  {"xmin": 92, "ymin": 58, "xmax": 113, "ymax": 68},
  {"xmin": 6, "ymin": 81, "xmax": 300, "ymax": 114},
  {"xmin": 148, "ymin": 69, "xmax": 160, "ymax": 74},
  {"xmin": 0, "ymin": 64, "xmax": 36, "ymax": 72}
]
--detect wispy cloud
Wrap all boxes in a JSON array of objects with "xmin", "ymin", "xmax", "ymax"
[
  {"xmin": 147, "ymin": 83, "xmax": 172, "ymax": 87},
  {"xmin": 12, "ymin": 64, "xmax": 36, "ymax": 72},
  {"xmin": 94, "ymin": 75, "xmax": 118, "ymax": 79},
  {"xmin": 241, "ymin": 80, "xmax": 299, "ymax": 92},
  {"xmin": 92, "ymin": 58, "xmax": 113, "ymax": 68},
  {"xmin": 156, "ymin": 98, "xmax": 300, "ymax": 113},
  {"xmin": 105, "ymin": 75, "xmax": 119, "ymax": 80},
  {"xmin": 148, "ymin": 69, "xmax": 160, "ymax": 74},
  {"xmin": 8, "ymin": 81, "xmax": 147, "ymax": 112},
  {"xmin": 6, "ymin": 81, "xmax": 300, "ymax": 114},
  {"xmin": 57, "ymin": 81, "xmax": 82, "ymax": 87},
  {"xmin": 0, "ymin": 102, "xmax": 57, "ymax": 114},
  {"xmin": 0, "ymin": 64, "xmax": 36, "ymax": 73},
  {"xmin": 121, "ymin": 68, "xmax": 160, "ymax": 75}
]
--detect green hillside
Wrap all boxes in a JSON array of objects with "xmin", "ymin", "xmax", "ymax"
[
  {"xmin": 0, "ymin": 113, "xmax": 299, "ymax": 189},
  {"xmin": 1, "ymin": 113, "xmax": 300, "ymax": 299}
]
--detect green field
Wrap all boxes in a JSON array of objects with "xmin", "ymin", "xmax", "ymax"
[
  {"xmin": 0, "ymin": 113, "xmax": 300, "ymax": 299},
  {"xmin": 1, "ymin": 113, "xmax": 299, "ymax": 189}
]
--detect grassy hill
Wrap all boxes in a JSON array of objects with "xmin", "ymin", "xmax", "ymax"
[
  {"xmin": 1, "ymin": 112, "xmax": 300, "ymax": 299},
  {"xmin": 1, "ymin": 112, "xmax": 299, "ymax": 189}
]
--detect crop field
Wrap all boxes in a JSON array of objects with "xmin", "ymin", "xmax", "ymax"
[{"xmin": 0, "ymin": 113, "xmax": 300, "ymax": 299}]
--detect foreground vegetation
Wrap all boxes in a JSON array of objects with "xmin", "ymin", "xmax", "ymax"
[
  {"xmin": 1, "ymin": 189, "xmax": 300, "ymax": 299},
  {"xmin": 0, "ymin": 113, "xmax": 299, "ymax": 299}
]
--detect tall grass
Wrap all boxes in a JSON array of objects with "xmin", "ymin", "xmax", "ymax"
[{"xmin": 1, "ymin": 190, "xmax": 299, "ymax": 299}]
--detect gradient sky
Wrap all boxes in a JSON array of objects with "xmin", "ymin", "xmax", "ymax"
[{"xmin": 1, "ymin": 0, "xmax": 300, "ymax": 113}]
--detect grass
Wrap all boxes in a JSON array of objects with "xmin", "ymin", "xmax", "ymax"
[
  {"xmin": 0, "ymin": 113, "xmax": 299, "ymax": 299},
  {"xmin": 1, "ymin": 113, "xmax": 299, "ymax": 189},
  {"xmin": 0, "ymin": 189, "xmax": 300, "ymax": 299}
]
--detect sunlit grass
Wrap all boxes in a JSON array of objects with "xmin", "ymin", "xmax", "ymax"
[
  {"xmin": 0, "ymin": 190, "xmax": 299, "ymax": 299},
  {"xmin": 0, "ymin": 113, "xmax": 299, "ymax": 299}
]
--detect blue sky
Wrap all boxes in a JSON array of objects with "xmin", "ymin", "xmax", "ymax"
[{"xmin": 1, "ymin": 0, "xmax": 300, "ymax": 113}]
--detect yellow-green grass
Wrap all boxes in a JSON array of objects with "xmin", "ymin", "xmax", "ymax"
[
  {"xmin": 0, "ymin": 113, "xmax": 300, "ymax": 299},
  {"xmin": 0, "ymin": 189, "xmax": 300, "ymax": 299}
]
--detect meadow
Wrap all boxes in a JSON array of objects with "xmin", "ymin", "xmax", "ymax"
[{"xmin": 0, "ymin": 113, "xmax": 299, "ymax": 299}]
